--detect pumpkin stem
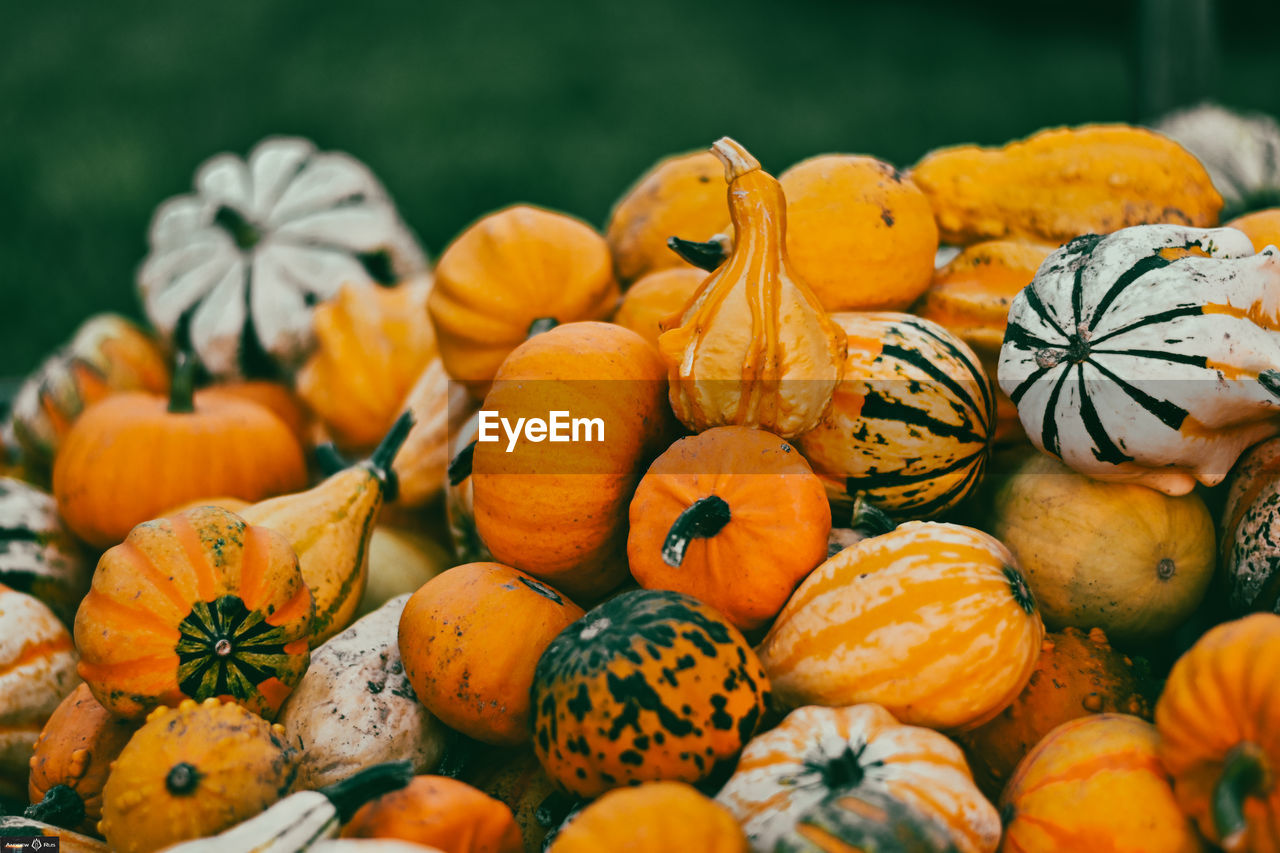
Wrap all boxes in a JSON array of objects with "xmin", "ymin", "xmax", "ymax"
[
  {"xmin": 448, "ymin": 440, "xmax": 476, "ymax": 486},
  {"xmin": 711, "ymin": 137, "xmax": 761, "ymax": 181},
  {"xmin": 168, "ymin": 352, "xmax": 199, "ymax": 414},
  {"xmin": 213, "ymin": 205, "xmax": 261, "ymax": 251},
  {"xmin": 527, "ymin": 317, "xmax": 559, "ymax": 338},
  {"xmin": 662, "ymin": 495, "xmax": 732, "ymax": 567},
  {"xmin": 667, "ymin": 235, "xmax": 729, "ymax": 271},
  {"xmin": 849, "ymin": 495, "xmax": 896, "ymax": 539},
  {"xmin": 1260, "ymin": 370, "xmax": 1280, "ymax": 399},
  {"xmin": 165, "ymin": 762, "xmax": 202, "ymax": 796},
  {"xmin": 1213, "ymin": 741, "xmax": 1269, "ymax": 851},
  {"xmin": 319, "ymin": 759, "xmax": 415, "ymax": 824},
  {"xmin": 315, "ymin": 443, "xmax": 351, "ymax": 477},
  {"xmin": 811, "ymin": 745, "xmax": 867, "ymax": 790},
  {"xmin": 361, "ymin": 410, "xmax": 416, "ymax": 503},
  {"xmin": 1004, "ymin": 565, "xmax": 1037, "ymax": 614},
  {"xmin": 23, "ymin": 785, "xmax": 86, "ymax": 830}
]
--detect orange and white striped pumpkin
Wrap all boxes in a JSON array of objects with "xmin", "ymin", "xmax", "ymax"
[
  {"xmin": 0, "ymin": 584, "xmax": 79, "ymax": 797},
  {"xmin": 757, "ymin": 521, "xmax": 1043, "ymax": 731},
  {"xmin": 716, "ymin": 704, "xmax": 998, "ymax": 853}
]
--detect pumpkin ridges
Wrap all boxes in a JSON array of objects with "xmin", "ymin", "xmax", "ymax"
[{"xmin": 168, "ymin": 514, "xmax": 223, "ymax": 603}]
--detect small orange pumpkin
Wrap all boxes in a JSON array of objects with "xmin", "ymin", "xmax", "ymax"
[
  {"xmin": 1226, "ymin": 208, "xmax": 1280, "ymax": 253},
  {"xmin": 610, "ymin": 267, "xmax": 705, "ymax": 348},
  {"xmin": 341, "ymin": 775, "xmax": 523, "ymax": 853},
  {"xmin": 212, "ymin": 380, "xmax": 312, "ymax": 446},
  {"xmin": 549, "ymin": 782, "xmax": 747, "ymax": 853}
]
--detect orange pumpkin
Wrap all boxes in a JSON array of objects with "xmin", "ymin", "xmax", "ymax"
[
  {"xmin": 398, "ymin": 562, "xmax": 584, "ymax": 745},
  {"xmin": 341, "ymin": 775, "xmax": 523, "ymax": 853},
  {"xmin": 758, "ymin": 521, "xmax": 1044, "ymax": 731},
  {"xmin": 626, "ymin": 426, "xmax": 830, "ymax": 632},
  {"xmin": 550, "ymin": 782, "xmax": 747, "ymax": 853},
  {"xmin": 1226, "ymin": 208, "xmax": 1280, "ymax": 253},
  {"xmin": 74, "ymin": 505, "xmax": 314, "ymax": 720},
  {"xmin": 429, "ymin": 205, "xmax": 620, "ymax": 396},
  {"xmin": 1156, "ymin": 613, "xmax": 1280, "ymax": 852},
  {"xmin": 459, "ymin": 748, "xmax": 567, "ymax": 853},
  {"xmin": 212, "ymin": 380, "xmax": 312, "ymax": 446},
  {"xmin": 610, "ymin": 267, "xmax": 705, "ymax": 348},
  {"xmin": 1001, "ymin": 714, "xmax": 1202, "ymax": 852},
  {"xmin": 471, "ymin": 322, "xmax": 672, "ymax": 602}
]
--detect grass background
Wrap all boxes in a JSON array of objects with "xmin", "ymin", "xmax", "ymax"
[{"xmin": 2, "ymin": 0, "xmax": 1278, "ymax": 377}]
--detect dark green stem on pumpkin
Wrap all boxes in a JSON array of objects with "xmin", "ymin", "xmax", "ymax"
[
  {"xmin": 318, "ymin": 760, "xmax": 414, "ymax": 824},
  {"xmin": 165, "ymin": 762, "xmax": 202, "ymax": 796},
  {"xmin": 811, "ymin": 745, "xmax": 867, "ymax": 790},
  {"xmin": 1213, "ymin": 741, "xmax": 1269, "ymax": 850},
  {"xmin": 527, "ymin": 317, "xmax": 559, "ymax": 338},
  {"xmin": 361, "ymin": 410, "xmax": 415, "ymax": 503},
  {"xmin": 447, "ymin": 440, "xmax": 476, "ymax": 486},
  {"xmin": 662, "ymin": 494, "xmax": 731, "ymax": 567},
  {"xmin": 849, "ymin": 495, "xmax": 896, "ymax": 539},
  {"xmin": 213, "ymin": 205, "xmax": 261, "ymax": 251},
  {"xmin": 315, "ymin": 443, "xmax": 351, "ymax": 477},
  {"xmin": 667, "ymin": 235, "xmax": 728, "ymax": 271},
  {"xmin": 168, "ymin": 352, "xmax": 199, "ymax": 414},
  {"xmin": 23, "ymin": 785, "xmax": 85, "ymax": 829}
]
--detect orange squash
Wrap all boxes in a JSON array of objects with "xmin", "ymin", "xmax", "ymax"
[
  {"xmin": 74, "ymin": 505, "xmax": 314, "ymax": 720},
  {"xmin": 429, "ymin": 205, "xmax": 620, "ymax": 396},
  {"xmin": 626, "ymin": 426, "xmax": 830, "ymax": 632},
  {"xmin": 549, "ymin": 782, "xmax": 747, "ymax": 853},
  {"xmin": 341, "ymin": 775, "xmax": 523, "ymax": 853},
  {"xmin": 758, "ymin": 521, "xmax": 1044, "ymax": 731},
  {"xmin": 1226, "ymin": 208, "xmax": 1280, "ymax": 253},
  {"xmin": 212, "ymin": 380, "xmax": 312, "ymax": 446},
  {"xmin": 398, "ymin": 562, "xmax": 584, "ymax": 745},
  {"xmin": 611, "ymin": 267, "xmax": 705, "ymax": 348},
  {"xmin": 460, "ymin": 748, "xmax": 567, "ymax": 853},
  {"xmin": 1001, "ymin": 714, "xmax": 1201, "ymax": 852}
]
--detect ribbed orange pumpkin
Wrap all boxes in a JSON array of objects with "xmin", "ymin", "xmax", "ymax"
[
  {"xmin": 550, "ymin": 782, "xmax": 747, "ymax": 853},
  {"xmin": 626, "ymin": 426, "xmax": 830, "ymax": 632},
  {"xmin": 1156, "ymin": 613, "xmax": 1280, "ymax": 852},
  {"xmin": 1001, "ymin": 714, "xmax": 1201, "ymax": 852},
  {"xmin": 74, "ymin": 505, "xmax": 314, "ymax": 720},
  {"xmin": 758, "ymin": 521, "xmax": 1044, "ymax": 731},
  {"xmin": 341, "ymin": 775, "xmax": 523, "ymax": 853},
  {"xmin": 611, "ymin": 267, "xmax": 705, "ymax": 348}
]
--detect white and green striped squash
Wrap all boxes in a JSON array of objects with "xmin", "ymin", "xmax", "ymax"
[
  {"xmin": 998, "ymin": 224, "xmax": 1280, "ymax": 496},
  {"xmin": 796, "ymin": 313, "xmax": 994, "ymax": 520},
  {"xmin": 0, "ymin": 477, "xmax": 89, "ymax": 627}
]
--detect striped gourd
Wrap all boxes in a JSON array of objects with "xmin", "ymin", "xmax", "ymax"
[
  {"xmin": 0, "ymin": 476, "xmax": 90, "ymax": 626},
  {"xmin": 796, "ymin": 313, "xmax": 994, "ymax": 520},
  {"xmin": 998, "ymin": 224, "xmax": 1280, "ymax": 496},
  {"xmin": 717, "ymin": 704, "xmax": 998, "ymax": 853},
  {"xmin": 757, "ymin": 521, "xmax": 1043, "ymax": 731}
]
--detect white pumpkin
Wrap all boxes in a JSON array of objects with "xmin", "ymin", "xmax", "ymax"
[
  {"xmin": 998, "ymin": 224, "xmax": 1280, "ymax": 495},
  {"xmin": 138, "ymin": 136, "xmax": 427, "ymax": 380},
  {"xmin": 1154, "ymin": 102, "xmax": 1280, "ymax": 216}
]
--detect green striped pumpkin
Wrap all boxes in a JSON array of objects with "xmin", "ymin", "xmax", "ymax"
[
  {"xmin": 796, "ymin": 313, "xmax": 993, "ymax": 520},
  {"xmin": 998, "ymin": 224, "xmax": 1280, "ymax": 496}
]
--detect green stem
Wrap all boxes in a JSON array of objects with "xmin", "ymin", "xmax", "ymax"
[
  {"xmin": 165, "ymin": 762, "xmax": 202, "ymax": 795},
  {"xmin": 662, "ymin": 494, "xmax": 731, "ymax": 567},
  {"xmin": 1213, "ymin": 742, "xmax": 1269, "ymax": 851},
  {"xmin": 213, "ymin": 205, "xmax": 261, "ymax": 251},
  {"xmin": 848, "ymin": 495, "xmax": 896, "ymax": 539},
  {"xmin": 168, "ymin": 352, "xmax": 199, "ymax": 414},
  {"xmin": 314, "ymin": 443, "xmax": 350, "ymax": 477},
  {"xmin": 362, "ymin": 410, "xmax": 416, "ymax": 502},
  {"xmin": 23, "ymin": 785, "xmax": 85, "ymax": 830},
  {"xmin": 447, "ymin": 440, "xmax": 476, "ymax": 486},
  {"xmin": 667, "ymin": 235, "xmax": 728, "ymax": 271},
  {"xmin": 527, "ymin": 317, "xmax": 558, "ymax": 338},
  {"xmin": 319, "ymin": 760, "xmax": 414, "ymax": 824}
]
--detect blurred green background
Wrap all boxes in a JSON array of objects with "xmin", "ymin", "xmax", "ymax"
[{"xmin": 2, "ymin": 0, "xmax": 1277, "ymax": 376}]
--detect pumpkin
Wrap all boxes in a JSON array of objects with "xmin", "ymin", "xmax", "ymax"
[
  {"xmin": 954, "ymin": 627, "xmax": 1151, "ymax": 801},
  {"xmin": 0, "ymin": 477, "xmax": 89, "ymax": 626},
  {"xmin": 758, "ymin": 521, "xmax": 1043, "ymax": 731},
  {"xmin": 460, "ymin": 748, "xmax": 571, "ymax": 853},
  {"xmin": 297, "ymin": 277, "xmax": 437, "ymax": 453},
  {"xmin": 795, "ymin": 312, "xmax": 994, "ymax": 520},
  {"xmin": 0, "ymin": 585, "xmax": 78, "ymax": 800},
  {"xmin": 213, "ymin": 379, "xmax": 312, "ymax": 445},
  {"xmin": 611, "ymin": 267, "xmax": 705, "ymax": 348},
  {"xmin": 626, "ymin": 425, "xmax": 830, "ymax": 632},
  {"xmin": 605, "ymin": 150, "xmax": 730, "ymax": 285},
  {"xmin": 992, "ymin": 452, "xmax": 1215, "ymax": 644},
  {"xmin": 531, "ymin": 588, "xmax": 770, "ymax": 798},
  {"xmin": 445, "ymin": 411, "xmax": 492, "ymax": 564},
  {"xmin": 340, "ymin": 775, "xmax": 523, "ymax": 853},
  {"xmin": 1227, "ymin": 208, "xmax": 1280, "ymax": 253},
  {"xmin": 138, "ymin": 136, "xmax": 427, "ymax": 380},
  {"xmin": 241, "ymin": 412, "xmax": 413, "ymax": 646},
  {"xmin": 997, "ymin": 224, "xmax": 1280, "ymax": 495},
  {"xmin": 392, "ymin": 357, "xmax": 477, "ymax": 510},
  {"xmin": 10, "ymin": 314, "xmax": 170, "ymax": 477},
  {"xmin": 51, "ymin": 355, "xmax": 308, "ymax": 549},
  {"xmin": 354, "ymin": 526, "xmax": 451, "ymax": 619},
  {"xmin": 471, "ymin": 322, "xmax": 672, "ymax": 602},
  {"xmin": 1001, "ymin": 714, "xmax": 1201, "ymax": 852},
  {"xmin": 549, "ymin": 782, "xmax": 746, "ymax": 853},
  {"xmin": 914, "ymin": 240, "xmax": 1055, "ymax": 445},
  {"xmin": 399, "ymin": 562, "xmax": 584, "ymax": 746},
  {"xmin": 1154, "ymin": 102, "xmax": 1280, "ymax": 218},
  {"xmin": 773, "ymin": 786, "xmax": 962, "ymax": 853},
  {"xmin": 1220, "ymin": 435, "xmax": 1280, "ymax": 615},
  {"xmin": 98, "ymin": 697, "xmax": 298, "ymax": 853},
  {"xmin": 26, "ymin": 683, "xmax": 140, "ymax": 835},
  {"xmin": 657, "ymin": 137, "xmax": 846, "ymax": 439},
  {"xmin": 1156, "ymin": 612, "xmax": 1280, "ymax": 852},
  {"xmin": 74, "ymin": 504, "xmax": 313, "ymax": 720},
  {"xmin": 910, "ymin": 124, "xmax": 1222, "ymax": 246},
  {"xmin": 716, "ymin": 704, "xmax": 999, "ymax": 853},
  {"xmin": 280, "ymin": 594, "xmax": 447, "ymax": 791},
  {"xmin": 428, "ymin": 205, "xmax": 619, "ymax": 396}
]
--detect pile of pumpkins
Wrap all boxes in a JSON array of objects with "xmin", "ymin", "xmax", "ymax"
[{"xmin": 4, "ymin": 106, "xmax": 1280, "ymax": 853}]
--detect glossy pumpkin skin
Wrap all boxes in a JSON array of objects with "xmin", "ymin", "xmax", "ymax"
[
  {"xmin": 429, "ymin": 205, "xmax": 620, "ymax": 396},
  {"xmin": 717, "ymin": 704, "xmax": 998, "ymax": 853},
  {"xmin": 1001, "ymin": 714, "xmax": 1202, "ymax": 853},
  {"xmin": 911, "ymin": 124, "xmax": 1222, "ymax": 245},
  {"xmin": 11, "ymin": 314, "xmax": 170, "ymax": 477},
  {"xmin": 74, "ymin": 505, "xmax": 314, "ymax": 720},
  {"xmin": 98, "ymin": 698, "xmax": 298, "ymax": 853},
  {"xmin": 1156, "ymin": 613, "xmax": 1280, "ymax": 852},
  {"xmin": 992, "ymin": 452, "xmax": 1215, "ymax": 644},
  {"xmin": 341, "ymin": 775, "xmax": 522, "ymax": 853},
  {"xmin": 796, "ymin": 313, "xmax": 994, "ymax": 520},
  {"xmin": 27, "ymin": 683, "xmax": 141, "ymax": 835},
  {"xmin": 658, "ymin": 137, "xmax": 846, "ymax": 439},
  {"xmin": 775, "ymin": 787, "xmax": 964, "ymax": 853},
  {"xmin": 1220, "ymin": 436, "xmax": 1280, "ymax": 614},
  {"xmin": 0, "ymin": 477, "xmax": 90, "ymax": 626},
  {"xmin": 549, "ymin": 782, "xmax": 747, "ymax": 853},
  {"xmin": 611, "ymin": 267, "xmax": 705, "ymax": 348},
  {"xmin": 399, "ymin": 562, "xmax": 584, "ymax": 746},
  {"xmin": 626, "ymin": 426, "xmax": 830, "ymax": 632},
  {"xmin": 472, "ymin": 322, "xmax": 672, "ymax": 602},
  {"xmin": 759, "ymin": 521, "xmax": 1043, "ymax": 731},
  {"xmin": 531, "ymin": 588, "xmax": 771, "ymax": 798},
  {"xmin": 997, "ymin": 225, "xmax": 1280, "ymax": 496},
  {"xmin": 955, "ymin": 627, "xmax": 1151, "ymax": 800},
  {"xmin": 0, "ymin": 585, "xmax": 78, "ymax": 800}
]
